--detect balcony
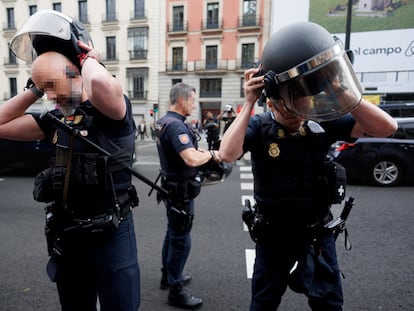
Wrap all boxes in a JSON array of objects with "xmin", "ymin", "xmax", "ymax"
[
  {"xmin": 166, "ymin": 22, "xmax": 188, "ymax": 35},
  {"xmin": 235, "ymin": 58, "xmax": 260, "ymax": 71},
  {"xmin": 128, "ymin": 90, "xmax": 148, "ymax": 100},
  {"xmin": 165, "ymin": 61, "xmax": 187, "ymax": 73},
  {"xmin": 129, "ymin": 49, "xmax": 148, "ymax": 61},
  {"xmin": 200, "ymin": 18, "xmax": 223, "ymax": 33},
  {"xmin": 237, "ymin": 15, "xmax": 261, "ymax": 31},
  {"xmin": 194, "ymin": 60, "xmax": 228, "ymax": 73}
]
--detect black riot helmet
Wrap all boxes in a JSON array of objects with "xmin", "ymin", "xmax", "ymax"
[
  {"xmin": 10, "ymin": 10, "xmax": 93, "ymax": 70},
  {"xmin": 260, "ymin": 22, "xmax": 362, "ymax": 121}
]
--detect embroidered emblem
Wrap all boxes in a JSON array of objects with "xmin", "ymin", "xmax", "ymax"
[
  {"xmin": 268, "ymin": 142, "xmax": 280, "ymax": 158},
  {"xmin": 178, "ymin": 134, "xmax": 190, "ymax": 144},
  {"xmin": 74, "ymin": 115, "xmax": 83, "ymax": 124},
  {"xmin": 277, "ymin": 128, "xmax": 285, "ymax": 138}
]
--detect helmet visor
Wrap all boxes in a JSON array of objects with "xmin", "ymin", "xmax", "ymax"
[
  {"xmin": 10, "ymin": 10, "xmax": 72, "ymax": 61},
  {"xmin": 277, "ymin": 44, "xmax": 362, "ymax": 121}
]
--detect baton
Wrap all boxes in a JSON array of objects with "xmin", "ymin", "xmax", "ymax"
[{"xmin": 40, "ymin": 110, "xmax": 169, "ymax": 197}]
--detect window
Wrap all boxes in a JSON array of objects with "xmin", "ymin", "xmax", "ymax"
[
  {"xmin": 172, "ymin": 6, "xmax": 184, "ymax": 31},
  {"xmin": 172, "ymin": 79, "xmax": 182, "ymax": 86},
  {"xmin": 242, "ymin": 0, "xmax": 257, "ymax": 26},
  {"xmin": 241, "ymin": 43, "xmax": 255, "ymax": 68},
  {"xmin": 128, "ymin": 27, "xmax": 148, "ymax": 60},
  {"xmin": 200, "ymin": 78, "xmax": 222, "ymax": 97},
  {"xmin": 106, "ymin": 0, "xmax": 116, "ymax": 21},
  {"xmin": 206, "ymin": 3, "xmax": 219, "ymax": 29},
  {"xmin": 7, "ymin": 8, "xmax": 15, "ymax": 29},
  {"xmin": 134, "ymin": 0, "xmax": 145, "ymax": 19},
  {"xmin": 78, "ymin": 1, "xmax": 88, "ymax": 23},
  {"xmin": 29, "ymin": 5, "xmax": 37, "ymax": 16},
  {"xmin": 172, "ymin": 47, "xmax": 183, "ymax": 70},
  {"xmin": 106, "ymin": 36, "xmax": 116, "ymax": 60},
  {"xmin": 9, "ymin": 78, "xmax": 17, "ymax": 98},
  {"xmin": 206, "ymin": 45, "xmax": 218, "ymax": 69},
  {"xmin": 8, "ymin": 45, "xmax": 16, "ymax": 64},
  {"xmin": 53, "ymin": 3, "xmax": 62, "ymax": 12},
  {"xmin": 127, "ymin": 68, "xmax": 148, "ymax": 100}
]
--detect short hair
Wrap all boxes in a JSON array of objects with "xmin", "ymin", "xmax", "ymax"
[{"xmin": 170, "ymin": 82, "xmax": 195, "ymax": 105}]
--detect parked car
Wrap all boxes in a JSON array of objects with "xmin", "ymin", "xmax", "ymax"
[
  {"xmin": 379, "ymin": 102, "xmax": 414, "ymax": 118},
  {"xmin": 329, "ymin": 117, "xmax": 414, "ymax": 187},
  {"xmin": 0, "ymin": 138, "xmax": 52, "ymax": 175}
]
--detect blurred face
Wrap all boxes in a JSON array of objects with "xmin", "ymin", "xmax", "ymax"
[
  {"xmin": 32, "ymin": 52, "xmax": 82, "ymax": 116},
  {"xmin": 181, "ymin": 91, "xmax": 196, "ymax": 117}
]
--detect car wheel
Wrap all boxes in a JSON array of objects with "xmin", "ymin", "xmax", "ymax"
[{"xmin": 370, "ymin": 159, "xmax": 402, "ymax": 187}]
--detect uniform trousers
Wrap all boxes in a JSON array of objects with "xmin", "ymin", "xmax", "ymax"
[
  {"xmin": 162, "ymin": 200, "xmax": 194, "ymax": 287},
  {"xmin": 250, "ymin": 229, "xmax": 343, "ymax": 311},
  {"xmin": 54, "ymin": 213, "xmax": 140, "ymax": 311}
]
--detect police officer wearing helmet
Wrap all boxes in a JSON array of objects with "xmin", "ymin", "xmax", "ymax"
[
  {"xmin": 219, "ymin": 22, "xmax": 397, "ymax": 310},
  {"xmin": 155, "ymin": 83, "xmax": 221, "ymax": 309},
  {"xmin": 1, "ymin": 10, "xmax": 140, "ymax": 310}
]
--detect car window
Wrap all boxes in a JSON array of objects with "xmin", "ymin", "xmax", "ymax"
[
  {"xmin": 402, "ymin": 123, "xmax": 414, "ymax": 139},
  {"xmin": 392, "ymin": 121, "xmax": 414, "ymax": 139}
]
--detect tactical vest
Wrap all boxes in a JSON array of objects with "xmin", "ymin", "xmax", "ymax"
[
  {"xmin": 252, "ymin": 112, "xmax": 331, "ymax": 222},
  {"xmin": 50, "ymin": 104, "xmax": 136, "ymax": 220}
]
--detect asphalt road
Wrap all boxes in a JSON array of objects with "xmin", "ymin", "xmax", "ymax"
[{"xmin": 0, "ymin": 139, "xmax": 413, "ymax": 310}]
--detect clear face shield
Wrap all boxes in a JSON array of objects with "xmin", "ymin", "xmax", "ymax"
[
  {"xmin": 10, "ymin": 10, "xmax": 74, "ymax": 61},
  {"xmin": 275, "ymin": 43, "xmax": 362, "ymax": 121}
]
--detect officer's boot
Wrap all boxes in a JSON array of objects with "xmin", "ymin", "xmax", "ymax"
[{"xmin": 168, "ymin": 283, "xmax": 203, "ymax": 309}]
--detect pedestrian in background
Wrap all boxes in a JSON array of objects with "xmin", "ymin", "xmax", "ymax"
[{"xmin": 203, "ymin": 111, "xmax": 220, "ymax": 150}]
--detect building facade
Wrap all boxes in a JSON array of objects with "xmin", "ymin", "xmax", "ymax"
[
  {"xmin": 0, "ymin": 0, "xmax": 163, "ymax": 126},
  {"xmin": 160, "ymin": 0, "xmax": 271, "ymax": 124}
]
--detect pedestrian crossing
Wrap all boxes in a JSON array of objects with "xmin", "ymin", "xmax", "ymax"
[{"xmin": 239, "ymin": 165, "xmax": 255, "ymax": 279}]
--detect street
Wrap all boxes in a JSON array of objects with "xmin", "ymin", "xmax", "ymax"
[{"xmin": 0, "ymin": 140, "xmax": 413, "ymax": 310}]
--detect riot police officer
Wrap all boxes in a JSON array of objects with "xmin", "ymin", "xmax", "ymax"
[
  {"xmin": 155, "ymin": 83, "xmax": 220, "ymax": 309},
  {"xmin": 0, "ymin": 10, "xmax": 140, "ymax": 310},
  {"xmin": 219, "ymin": 22, "xmax": 397, "ymax": 310}
]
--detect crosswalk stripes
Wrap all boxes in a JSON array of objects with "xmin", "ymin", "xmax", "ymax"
[{"xmin": 239, "ymin": 165, "xmax": 255, "ymax": 279}]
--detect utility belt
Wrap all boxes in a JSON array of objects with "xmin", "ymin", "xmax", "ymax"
[
  {"xmin": 160, "ymin": 175, "xmax": 202, "ymax": 210},
  {"xmin": 242, "ymin": 199, "xmax": 332, "ymax": 244}
]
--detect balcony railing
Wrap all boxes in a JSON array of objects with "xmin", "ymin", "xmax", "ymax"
[
  {"xmin": 194, "ymin": 60, "xmax": 228, "ymax": 71},
  {"xmin": 166, "ymin": 62, "xmax": 187, "ymax": 72},
  {"xmin": 167, "ymin": 22, "xmax": 188, "ymax": 33},
  {"xmin": 201, "ymin": 18, "xmax": 223, "ymax": 31},
  {"xmin": 237, "ymin": 15, "xmax": 261, "ymax": 28},
  {"xmin": 236, "ymin": 58, "xmax": 260, "ymax": 70},
  {"xmin": 129, "ymin": 49, "xmax": 148, "ymax": 60},
  {"xmin": 128, "ymin": 90, "xmax": 148, "ymax": 100}
]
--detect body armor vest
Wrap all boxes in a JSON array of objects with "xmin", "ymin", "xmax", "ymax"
[
  {"xmin": 51, "ymin": 104, "xmax": 136, "ymax": 220},
  {"xmin": 252, "ymin": 112, "xmax": 331, "ymax": 222}
]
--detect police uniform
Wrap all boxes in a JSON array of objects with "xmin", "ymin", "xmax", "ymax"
[
  {"xmin": 156, "ymin": 111, "xmax": 200, "ymax": 289},
  {"xmin": 244, "ymin": 111, "xmax": 356, "ymax": 311},
  {"xmin": 32, "ymin": 96, "xmax": 140, "ymax": 311}
]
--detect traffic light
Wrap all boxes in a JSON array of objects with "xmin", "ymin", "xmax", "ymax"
[
  {"xmin": 153, "ymin": 103, "xmax": 159, "ymax": 113},
  {"xmin": 150, "ymin": 109, "xmax": 154, "ymax": 116}
]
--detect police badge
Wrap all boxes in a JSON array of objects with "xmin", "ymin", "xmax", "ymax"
[{"xmin": 268, "ymin": 142, "xmax": 280, "ymax": 158}]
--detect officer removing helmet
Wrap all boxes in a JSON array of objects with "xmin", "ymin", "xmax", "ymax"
[
  {"xmin": 2, "ymin": 10, "xmax": 141, "ymax": 310},
  {"xmin": 219, "ymin": 22, "xmax": 397, "ymax": 311}
]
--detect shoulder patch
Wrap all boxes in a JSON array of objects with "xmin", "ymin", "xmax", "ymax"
[{"xmin": 178, "ymin": 133, "xmax": 190, "ymax": 144}]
